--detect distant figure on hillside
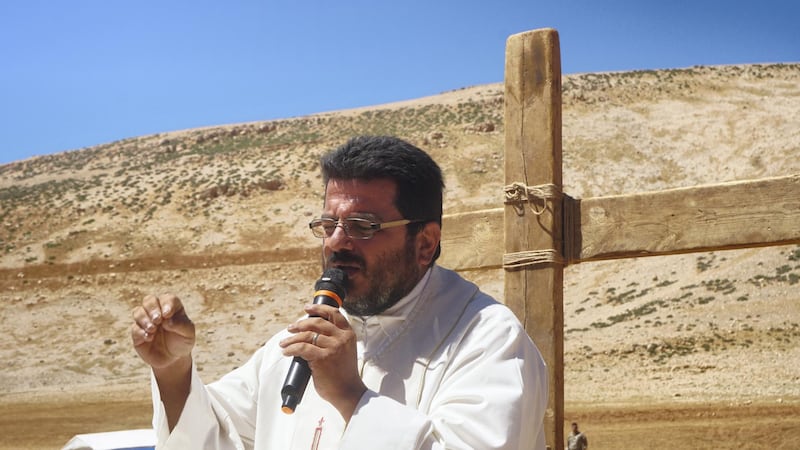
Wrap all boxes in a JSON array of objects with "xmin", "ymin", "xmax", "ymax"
[
  {"xmin": 130, "ymin": 135, "xmax": 548, "ymax": 449},
  {"xmin": 567, "ymin": 422, "xmax": 588, "ymax": 450}
]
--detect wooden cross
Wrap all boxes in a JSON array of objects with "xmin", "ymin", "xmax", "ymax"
[
  {"xmin": 503, "ymin": 28, "xmax": 564, "ymax": 450},
  {"xmin": 497, "ymin": 28, "xmax": 799, "ymax": 449}
]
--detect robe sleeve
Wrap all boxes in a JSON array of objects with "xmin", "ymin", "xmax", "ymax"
[
  {"xmin": 150, "ymin": 338, "xmax": 285, "ymax": 450},
  {"xmin": 151, "ymin": 363, "xmax": 248, "ymax": 450}
]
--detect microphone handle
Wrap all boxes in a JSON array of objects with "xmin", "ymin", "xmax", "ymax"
[{"xmin": 280, "ymin": 292, "xmax": 341, "ymax": 414}]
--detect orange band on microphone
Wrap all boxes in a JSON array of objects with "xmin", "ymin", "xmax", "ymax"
[{"xmin": 314, "ymin": 289, "xmax": 343, "ymax": 307}]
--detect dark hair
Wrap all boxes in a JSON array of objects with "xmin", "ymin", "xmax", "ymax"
[{"xmin": 320, "ymin": 135, "xmax": 444, "ymax": 261}]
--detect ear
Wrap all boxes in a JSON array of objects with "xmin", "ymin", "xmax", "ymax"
[{"xmin": 415, "ymin": 222, "xmax": 441, "ymax": 267}]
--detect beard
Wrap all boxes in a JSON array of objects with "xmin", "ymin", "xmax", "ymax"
[{"xmin": 325, "ymin": 235, "xmax": 423, "ymax": 316}]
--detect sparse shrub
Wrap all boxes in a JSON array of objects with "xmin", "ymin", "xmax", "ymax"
[
  {"xmin": 696, "ymin": 255, "xmax": 715, "ymax": 272},
  {"xmin": 701, "ymin": 278, "xmax": 736, "ymax": 295},
  {"xmin": 696, "ymin": 296, "xmax": 715, "ymax": 305}
]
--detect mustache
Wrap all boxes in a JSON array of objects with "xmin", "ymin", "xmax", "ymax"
[{"xmin": 327, "ymin": 251, "xmax": 366, "ymax": 268}]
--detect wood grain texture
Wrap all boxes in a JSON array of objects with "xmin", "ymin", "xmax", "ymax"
[
  {"xmin": 439, "ymin": 174, "xmax": 800, "ymax": 270},
  {"xmin": 503, "ymin": 28, "xmax": 564, "ymax": 450}
]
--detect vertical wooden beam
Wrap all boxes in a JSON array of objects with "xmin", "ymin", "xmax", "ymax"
[{"xmin": 503, "ymin": 29, "xmax": 564, "ymax": 450}]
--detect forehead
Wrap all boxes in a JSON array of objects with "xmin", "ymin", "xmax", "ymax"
[{"xmin": 323, "ymin": 178, "xmax": 398, "ymax": 217}]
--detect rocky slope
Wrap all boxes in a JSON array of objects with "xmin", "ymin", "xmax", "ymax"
[{"xmin": 1, "ymin": 63, "xmax": 798, "ymax": 406}]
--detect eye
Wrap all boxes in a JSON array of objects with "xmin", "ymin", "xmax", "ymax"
[
  {"xmin": 320, "ymin": 219, "xmax": 337, "ymax": 233},
  {"xmin": 346, "ymin": 218, "xmax": 377, "ymax": 237}
]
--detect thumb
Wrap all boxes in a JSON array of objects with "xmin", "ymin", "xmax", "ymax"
[{"xmin": 161, "ymin": 311, "xmax": 195, "ymax": 337}]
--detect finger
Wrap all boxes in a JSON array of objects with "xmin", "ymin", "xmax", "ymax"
[
  {"xmin": 327, "ymin": 309, "xmax": 344, "ymax": 329},
  {"xmin": 288, "ymin": 313, "xmax": 323, "ymax": 331},
  {"xmin": 156, "ymin": 293, "xmax": 183, "ymax": 319},
  {"xmin": 141, "ymin": 293, "xmax": 183, "ymax": 325},
  {"xmin": 130, "ymin": 317, "xmax": 158, "ymax": 346},
  {"xmin": 132, "ymin": 305, "xmax": 157, "ymax": 335},
  {"xmin": 142, "ymin": 294, "xmax": 165, "ymax": 325},
  {"xmin": 130, "ymin": 322, "xmax": 149, "ymax": 346},
  {"xmin": 160, "ymin": 309, "xmax": 195, "ymax": 339},
  {"xmin": 304, "ymin": 304, "xmax": 346, "ymax": 328},
  {"xmin": 323, "ymin": 308, "xmax": 348, "ymax": 330},
  {"xmin": 280, "ymin": 330, "xmax": 319, "ymax": 349}
]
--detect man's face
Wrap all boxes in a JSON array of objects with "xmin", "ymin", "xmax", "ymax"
[{"xmin": 320, "ymin": 178, "xmax": 423, "ymax": 316}]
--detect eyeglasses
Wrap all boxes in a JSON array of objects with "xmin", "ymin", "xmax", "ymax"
[{"xmin": 309, "ymin": 217, "xmax": 426, "ymax": 240}]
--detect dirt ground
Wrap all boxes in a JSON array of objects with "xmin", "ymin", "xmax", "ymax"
[
  {"xmin": 2, "ymin": 385, "xmax": 797, "ymax": 449},
  {"xmin": 2, "ymin": 250, "xmax": 798, "ymax": 449}
]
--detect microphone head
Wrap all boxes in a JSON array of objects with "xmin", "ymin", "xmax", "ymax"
[{"xmin": 315, "ymin": 267, "xmax": 348, "ymax": 299}]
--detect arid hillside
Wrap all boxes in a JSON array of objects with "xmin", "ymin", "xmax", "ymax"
[{"xmin": 1, "ymin": 63, "xmax": 799, "ymax": 449}]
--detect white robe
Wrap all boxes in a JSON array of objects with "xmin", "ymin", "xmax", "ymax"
[{"xmin": 152, "ymin": 265, "xmax": 548, "ymax": 449}]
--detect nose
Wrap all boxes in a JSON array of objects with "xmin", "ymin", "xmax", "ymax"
[{"xmin": 323, "ymin": 221, "xmax": 353, "ymax": 252}]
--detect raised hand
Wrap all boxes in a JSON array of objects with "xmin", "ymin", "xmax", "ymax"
[{"xmin": 131, "ymin": 293, "xmax": 195, "ymax": 370}]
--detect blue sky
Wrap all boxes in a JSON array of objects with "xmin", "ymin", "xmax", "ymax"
[{"xmin": 1, "ymin": 1, "xmax": 798, "ymax": 165}]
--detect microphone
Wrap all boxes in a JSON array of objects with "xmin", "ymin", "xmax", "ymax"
[{"xmin": 280, "ymin": 267, "xmax": 347, "ymax": 414}]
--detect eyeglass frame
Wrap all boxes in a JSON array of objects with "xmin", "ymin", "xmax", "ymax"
[{"xmin": 308, "ymin": 216, "xmax": 429, "ymax": 240}]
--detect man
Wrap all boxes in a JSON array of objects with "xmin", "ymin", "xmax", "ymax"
[
  {"xmin": 131, "ymin": 135, "xmax": 548, "ymax": 449},
  {"xmin": 567, "ymin": 422, "xmax": 588, "ymax": 450}
]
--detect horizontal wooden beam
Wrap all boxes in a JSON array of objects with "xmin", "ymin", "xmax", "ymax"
[
  {"xmin": 440, "ymin": 208, "xmax": 505, "ymax": 270},
  {"xmin": 439, "ymin": 174, "xmax": 800, "ymax": 270},
  {"xmin": 573, "ymin": 174, "xmax": 800, "ymax": 262}
]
